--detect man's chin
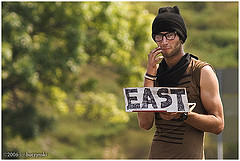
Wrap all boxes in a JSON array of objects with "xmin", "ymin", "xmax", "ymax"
[
  {"xmin": 162, "ymin": 53, "xmax": 169, "ymax": 58},
  {"xmin": 162, "ymin": 53, "xmax": 176, "ymax": 59}
]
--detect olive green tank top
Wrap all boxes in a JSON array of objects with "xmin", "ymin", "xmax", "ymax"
[{"xmin": 148, "ymin": 57, "xmax": 211, "ymax": 159}]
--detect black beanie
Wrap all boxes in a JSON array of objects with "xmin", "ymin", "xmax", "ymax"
[{"xmin": 152, "ymin": 6, "xmax": 187, "ymax": 43}]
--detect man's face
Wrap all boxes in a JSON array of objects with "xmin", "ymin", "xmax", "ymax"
[{"xmin": 155, "ymin": 32, "xmax": 182, "ymax": 58}]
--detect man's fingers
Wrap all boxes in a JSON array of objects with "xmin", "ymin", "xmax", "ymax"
[
  {"xmin": 149, "ymin": 49, "xmax": 163, "ymax": 63},
  {"xmin": 155, "ymin": 55, "xmax": 163, "ymax": 63},
  {"xmin": 159, "ymin": 112, "xmax": 181, "ymax": 120},
  {"xmin": 149, "ymin": 47, "xmax": 161, "ymax": 57},
  {"xmin": 150, "ymin": 47, "xmax": 161, "ymax": 55}
]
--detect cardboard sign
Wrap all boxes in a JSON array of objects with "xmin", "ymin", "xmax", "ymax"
[{"xmin": 123, "ymin": 87, "xmax": 189, "ymax": 112}]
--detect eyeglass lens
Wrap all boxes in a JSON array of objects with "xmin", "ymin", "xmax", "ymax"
[{"xmin": 155, "ymin": 32, "xmax": 176, "ymax": 41}]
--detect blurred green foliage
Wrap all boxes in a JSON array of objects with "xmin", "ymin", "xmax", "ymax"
[{"xmin": 2, "ymin": 1, "xmax": 238, "ymax": 159}]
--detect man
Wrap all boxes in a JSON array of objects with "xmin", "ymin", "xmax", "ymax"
[{"xmin": 137, "ymin": 6, "xmax": 224, "ymax": 159}]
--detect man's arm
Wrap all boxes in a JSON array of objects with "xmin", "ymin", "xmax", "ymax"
[
  {"xmin": 137, "ymin": 78, "xmax": 155, "ymax": 130},
  {"xmin": 184, "ymin": 65, "xmax": 224, "ymax": 135},
  {"xmin": 137, "ymin": 47, "xmax": 163, "ymax": 130}
]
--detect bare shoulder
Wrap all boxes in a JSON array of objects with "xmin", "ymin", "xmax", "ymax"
[
  {"xmin": 201, "ymin": 65, "xmax": 215, "ymax": 75},
  {"xmin": 200, "ymin": 65, "xmax": 220, "ymax": 101},
  {"xmin": 200, "ymin": 65, "xmax": 218, "ymax": 86}
]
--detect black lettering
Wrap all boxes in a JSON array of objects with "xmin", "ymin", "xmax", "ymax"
[
  {"xmin": 171, "ymin": 89, "xmax": 185, "ymax": 111},
  {"xmin": 157, "ymin": 88, "xmax": 172, "ymax": 108},
  {"xmin": 125, "ymin": 88, "xmax": 140, "ymax": 110},
  {"xmin": 142, "ymin": 88, "xmax": 157, "ymax": 109}
]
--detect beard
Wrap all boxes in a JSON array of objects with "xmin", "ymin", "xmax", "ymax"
[{"xmin": 162, "ymin": 40, "xmax": 182, "ymax": 58}]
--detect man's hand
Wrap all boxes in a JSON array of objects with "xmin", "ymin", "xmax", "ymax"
[
  {"xmin": 159, "ymin": 112, "xmax": 182, "ymax": 120},
  {"xmin": 147, "ymin": 47, "xmax": 163, "ymax": 76}
]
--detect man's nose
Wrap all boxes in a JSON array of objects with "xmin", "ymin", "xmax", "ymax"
[
  {"xmin": 161, "ymin": 36, "xmax": 168, "ymax": 44},
  {"xmin": 157, "ymin": 36, "xmax": 168, "ymax": 46}
]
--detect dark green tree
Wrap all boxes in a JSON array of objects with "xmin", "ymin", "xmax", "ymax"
[{"xmin": 2, "ymin": 2, "xmax": 154, "ymax": 157}]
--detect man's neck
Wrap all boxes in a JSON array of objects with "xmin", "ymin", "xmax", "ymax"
[{"xmin": 165, "ymin": 49, "xmax": 185, "ymax": 69}]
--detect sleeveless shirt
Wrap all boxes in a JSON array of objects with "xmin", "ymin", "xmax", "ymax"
[{"xmin": 148, "ymin": 57, "xmax": 211, "ymax": 159}]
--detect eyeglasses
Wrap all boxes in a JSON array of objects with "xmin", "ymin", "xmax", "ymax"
[{"xmin": 154, "ymin": 32, "xmax": 177, "ymax": 41}]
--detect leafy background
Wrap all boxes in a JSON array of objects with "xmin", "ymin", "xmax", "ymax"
[{"xmin": 2, "ymin": 1, "xmax": 238, "ymax": 159}]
